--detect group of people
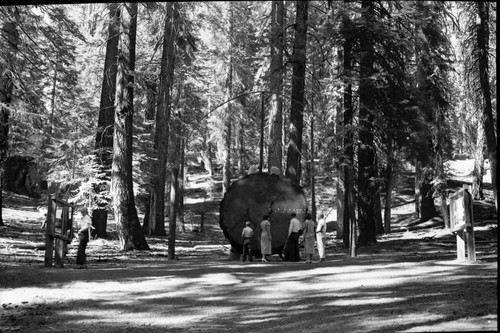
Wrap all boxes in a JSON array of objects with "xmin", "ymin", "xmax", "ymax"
[{"xmin": 241, "ymin": 212, "xmax": 327, "ymax": 263}]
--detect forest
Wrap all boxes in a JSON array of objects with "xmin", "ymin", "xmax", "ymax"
[
  {"xmin": 0, "ymin": 1, "xmax": 497, "ymax": 332},
  {"xmin": 0, "ymin": 1, "xmax": 497, "ymax": 254}
]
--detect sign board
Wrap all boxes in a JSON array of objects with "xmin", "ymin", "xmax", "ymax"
[
  {"xmin": 449, "ymin": 188, "xmax": 472, "ymax": 233},
  {"xmin": 449, "ymin": 186, "xmax": 475, "ymax": 262}
]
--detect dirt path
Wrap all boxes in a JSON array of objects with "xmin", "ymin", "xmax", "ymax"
[{"xmin": 0, "ymin": 252, "xmax": 497, "ymax": 332}]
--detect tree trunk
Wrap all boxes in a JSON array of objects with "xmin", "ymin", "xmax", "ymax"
[
  {"xmin": 0, "ymin": 11, "xmax": 19, "ymax": 227},
  {"xmin": 357, "ymin": 0, "xmax": 377, "ymax": 246},
  {"xmin": 93, "ymin": 3, "xmax": 120, "ymax": 237},
  {"xmin": 435, "ymin": 108, "xmax": 449, "ymax": 229},
  {"xmin": 238, "ymin": 113, "xmax": 245, "ymax": 176},
  {"xmin": 222, "ymin": 58, "xmax": 233, "ymax": 193},
  {"xmin": 472, "ymin": 123, "xmax": 485, "ymax": 200},
  {"xmin": 96, "ymin": 3, "xmax": 120, "ymax": 167},
  {"xmin": 384, "ymin": 148, "xmax": 394, "ymax": 234},
  {"xmin": 111, "ymin": 3, "xmax": 149, "ymax": 251},
  {"xmin": 310, "ymin": 110, "xmax": 316, "ymax": 220},
  {"xmin": 415, "ymin": 159, "xmax": 421, "ymax": 218},
  {"xmin": 268, "ymin": 0, "xmax": 284, "ymax": 172},
  {"xmin": 419, "ymin": 172, "xmax": 437, "ymax": 222},
  {"xmin": 285, "ymin": 0, "xmax": 308, "ymax": 186},
  {"xmin": 338, "ymin": 4, "xmax": 354, "ymax": 246},
  {"xmin": 148, "ymin": 2, "xmax": 179, "ymax": 236},
  {"xmin": 178, "ymin": 137, "xmax": 186, "ymax": 232},
  {"xmin": 201, "ymin": 136, "xmax": 213, "ymax": 176},
  {"xmin": 168, "ymin": 118, "xmax": 181, "ymax": 260},
  {"xmin": 477, "ymin": 2, "xmax": 497, "ymax": 211}
]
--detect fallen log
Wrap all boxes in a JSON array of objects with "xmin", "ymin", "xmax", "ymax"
[{"xmin": 219, "ymin": 172, "xmax": 307, "ymax": 255}]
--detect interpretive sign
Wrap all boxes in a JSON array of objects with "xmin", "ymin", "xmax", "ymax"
[
  {"xmin": 44, "ymin": 195, "xmax": 74, "ymax": 268},
  {"xmin": 449, "ymin": 186, "xmax": 475, "ymax": 262}
]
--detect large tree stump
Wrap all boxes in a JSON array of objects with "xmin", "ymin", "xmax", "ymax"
[{"xmin": 219, "ymin": 172, "xmax": 307, "ymax": 255}]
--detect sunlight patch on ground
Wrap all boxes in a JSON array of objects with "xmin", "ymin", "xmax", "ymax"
[
  {"xmin": 361, "ymin": 313, "xmax": 445, "ymax": 332},
  {"xmin": 63, "ymin": 307, "xmax": 237, "ymax": 328},
  {"xmin": 323, "ymin": 296, "xmax": 407, "ymax": 306},
  {"xmin": 401, "ymin": 314, "xmax": 497, "ymax": 332}
]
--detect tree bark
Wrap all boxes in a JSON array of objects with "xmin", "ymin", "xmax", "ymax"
[
  {"xmin": 285, "ymin": 1, "xmax": 308, "ymax": 186},
  {"xmin": 222, "ymin": 59, "xmax": 233, "ymax": 193},
  {"xmin": 168, "ymin": 118, "xmax": 181, "ymax": 260},
  {"xmin": 93, "ymin": 3, "xmax": 120, "ymax": 237},
  {"xmin": 111, "ymin": 3, "xmax": 149, "ymax": 251},
  {"xmin": 268, "ymin": 0, "xmax": 284, "ymax": 172},
  {"xmin": 0, "ymin": 10, "xmax": 19, "ymax": 227},
  {"xmin": 357, "ymin": 0, "xmax": 377, "ymax": 246},
  {"xmin": 477, "ymin": 2, "xmax": 497, "ymax": 211},
  {"xmin": 148, "ymin": 2, "xmax": 179, "ymax": 236},
  {"xmin": 472, "ymin": 123, "xmax": 485, "ymax": 200},
  {"xmin": 338, "ymin": 4, "xmax": 355, "ymax": 246},
  {"xmin": 384, "ymin": 142, "xmax": 394, "ymax": 233},
  {"xmin": 96, "ymin": 3, "xmax": 120, "ymax": 167},
  {"xmin": 310, "ymin": 111, "xmax": 316, "ymax": 220}
]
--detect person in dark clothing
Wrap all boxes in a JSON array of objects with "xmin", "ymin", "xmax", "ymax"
[{"xmin": 283, "ymin": 212, "xmax": 302, "ymax": 262}]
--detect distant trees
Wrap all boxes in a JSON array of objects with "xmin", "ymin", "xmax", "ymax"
[{"xmin": 0, "ymin": 8, "xmax": 19, "ymax": 226}]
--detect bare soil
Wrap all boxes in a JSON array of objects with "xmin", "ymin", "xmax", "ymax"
[{"xmin": 0, "ymin": 161, "xmax": 497, "ymax": 332}]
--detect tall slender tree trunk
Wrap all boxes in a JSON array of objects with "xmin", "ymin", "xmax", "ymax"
[
  {"xmin": 338, "ymin": 3, "xmax": 354, "ymax": 246},
  {"xmin": 201, "ymin": 135, "xmax": 213, "ymax": 176},
  {"xmin": 472, "ymin": 123, "xmax": 485, "ymax": 200},
  {"xmin": 477, "ymin": 1, "xmax": 497, "ymax": 211},
  {"xmin": 357, "ymin": 0, "xmax": 377, "ymax": 246},
  {"xmin": 435, "ymin": 107, "xmax": 449, "ymax": 228},
  {"xmin": 222, "ymin": 57, "xmax": 233, "ymax": 193},
  {"xmin": 93, "ymin": 3, "xmax": 120, "ymax": 238},
  {"xmin": 238, "ymin": 113, "xmax": 245, "ymax": 176},
  {"xmin": 0, "ymin": 11, "xmax": 19, "ymax": 227},
  {"xmin": 148, "ymin": 2, "xmax": 179, "ymax": 236},
  {"xmin": 169, "ymin": 117, "xmax": 181, "ymax": 260},
  {"xmin": 384, "ymin": 140, "xmax": 394, "ymax": 233},
  {"xmin": 285, "ymin": 0, "xmax": 308, "ymax": 186},
  {"xmin": 111, "ymin": 3, "xmax": 149, "ymax": 251},
  {"xmin": 415, "ymin": 159, "xmax": 422, "ymax": 218},
  {"xmin": 268, "ymin": 0, "xmax": 284, "ymax": 172},
  {"xmin": 310, "ymin": 110, "xmax": 316, "ymax": 220}
]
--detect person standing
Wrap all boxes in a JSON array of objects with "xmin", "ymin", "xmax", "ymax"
[
  {"xmin": 260, "ymin": 215, "xmax": 272, "ymax": 262},
  {"xmin": 284, "ymin": 212, "xmax": 301, "ymax": 262},
  {"xmin": 76, "ymin": 207, "xmax": 92, "ymax": 269},
  {"xmin": 316, "ymin": 213, "xmax": 327, "ymax": 262},
  {"xmin": 302, "ymin": 213, "xmax": 316, "ymax": 264},
  {"xmin": 241, "ymin": 221, "xmax": 254, "ymax": 262}
]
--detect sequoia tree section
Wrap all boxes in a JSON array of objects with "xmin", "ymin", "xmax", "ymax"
[{"xmin": 219, "ymin": 172, "xmax": 307, "ymax": 255}]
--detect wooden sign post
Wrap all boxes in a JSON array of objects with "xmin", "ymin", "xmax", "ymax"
[
  {"xmin": 44, "ymin": 195, "xmax": 74, "ymax": 268},
  {"xmin": 449, "ymin": 185, "xmax": 475, "ymax": 262}
]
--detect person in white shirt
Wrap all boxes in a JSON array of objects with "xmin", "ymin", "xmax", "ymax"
[
  {"xmin": 76, "ymin": 207, "xmax": 92, "ymax": 268},
  {"xmin": 316, "ymin": 213, "xmax": 327, "ymax": 262},
  {"xmin": 284, "ymin": 212, "xmax": 302, "ymax": 261}
]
